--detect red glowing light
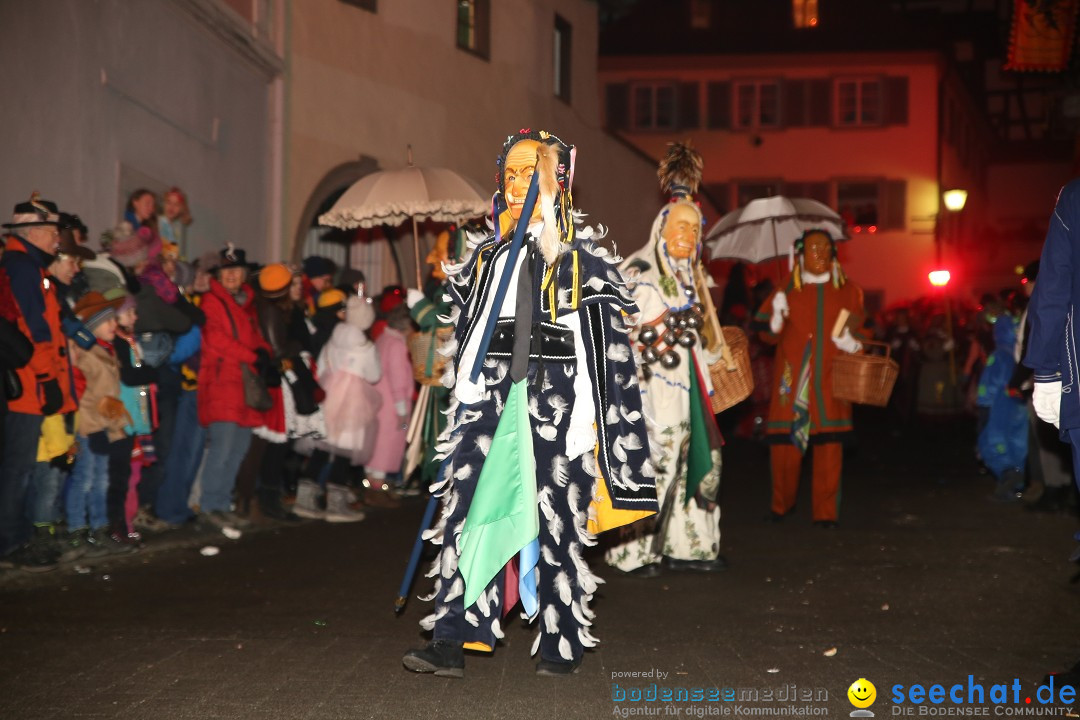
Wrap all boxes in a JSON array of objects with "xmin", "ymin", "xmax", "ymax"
[
  {"xmin": 868, "ymin": 225, "xmax": 878, "ymax": 233},
  {"xmin": 929, "ymin": 270, "xmax": 951, "ymax": 287},
  {"xmin": 853, "ymin": 225, "xmax": 863, "ymax": 233}
]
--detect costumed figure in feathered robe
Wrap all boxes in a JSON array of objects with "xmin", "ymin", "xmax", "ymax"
[
  {"xmin": 605, "ymin": 142, "xmax": 725, "ymax": 576},
  {"xmin": 753, "ymin": 229, "xmax": 866, "ymax": 527},
  {"xmin": 402, "ymin": 130, "xmax": 658, "ymax": 678}
]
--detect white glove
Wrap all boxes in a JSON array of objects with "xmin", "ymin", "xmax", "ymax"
[
  {"xmin": 1033, "ymin": 380, "xmax": 1062, "ymax": 428},
  {"xmin": 831, "ymin": 327, "xmax": 862, "ymax": 354},
  {"xmin": 769, "ymin": 291, "xmax": 789, "ymax": 334},
  {"xmin": 406, "ymin": 288, "xmax": 425, "ymax": 309}
]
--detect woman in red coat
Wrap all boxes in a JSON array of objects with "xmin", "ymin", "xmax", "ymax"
[{"xmin": 196, "ymin": 245, "xmax": 270, "ymax": 527}]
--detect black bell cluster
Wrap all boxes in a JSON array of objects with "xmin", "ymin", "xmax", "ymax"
[{"xmin": 637, "ymin": 303, "xmax": 705, "ymax": 377}]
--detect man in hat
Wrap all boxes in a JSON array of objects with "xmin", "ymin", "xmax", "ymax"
[
  {"xmin": 0, "ymin": 193, "xmax": 78, "ymax": 570},
  {"xmin": 402, "ymin": 130, "xmax": 657, "ymax": 678},
  {"xmin": 753, "ymin": 229, "xmax": 866, "ymax": 528},
  {"xmin": 302, "ymin": 255, "xmax": 337, "ymax": 315}
]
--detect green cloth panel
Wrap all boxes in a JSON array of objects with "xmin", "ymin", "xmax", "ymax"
[
  {"xmin": 458, "ymin": 380, "xmax": 539, "ymax": 609},
  {"xmin": 684, "ymin": 364, "xmax": 713, "ymax": 505}
]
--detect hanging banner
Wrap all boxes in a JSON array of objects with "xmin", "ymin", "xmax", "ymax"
[{"xmin": 1005, "ymin": 0, "xmax": 1079, "ymax": 72}]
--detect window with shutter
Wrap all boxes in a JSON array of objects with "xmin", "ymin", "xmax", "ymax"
[
  {"xmin": 834, "ymin": 78, "xmax": 882, "ymax": 127},
  {"xmin": 883, "ymin": 180, "xmax": 906, "ymax": 230},
  {"xmin": 554, "ymin": 15, "xmax": 572, "ymax": 103},
  {"xmin": 733, "ymin": 80, "xmax": 781, "ymax": 130},
  {"xmin": 784, "ymin": 80, "xmax": 807, "ymax": 127},
  {"xmin": 837, "ymin": 181, "xmax": 880, "ymax": 231},
  {"xmin": 679, "ymin": 82, "xmax": 700, "ymax": 129},
  {"xmin": 707, "ymin": 82, "xmax": 731, "ymax": 129},
  {"xmin": 808, "ymin": 80, "xmax": 831, "ymax": 126},
  {"xmin": 736, "ymin": 180, "xmax": 783, "ymax": 206},
  {"xmin": 605, "ymin": 83, "xmax": 630, "ymax": 130},
  {"xmin": 629, "ymin": 82, "xmax": 679, "ymax": 131},
  {"xmin": 883, "ymin": 76, "xmax": 909, "ymax": 125}
]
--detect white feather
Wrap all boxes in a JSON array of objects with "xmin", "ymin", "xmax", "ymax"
[
  {"xmin": 578, "ymin": 628, "xmax": 599, "ymax": 648},
  {"xmin": 621, "ymin": 433, "xmax": 643, "ymax": 451},
  {"xmin": 465, "ymin": 611, "xmax": 479, "ymax": 627},
  {"xmin": 453, "ymin": 464, "xmax": 473, "ymax": 481},
  {"xmin": 537, "ymin": 486, "xmax": 555, "ymax": 521},
  {"xmin": 548, "ymin": 395, "xmax": 568, "ymax": 426},
  {"xmin": 552, "ymin": 455, "xmax": 569, "ymax": 488},
  {"xmin": 619, "ymin": 464, "xmax": 641, "ymax": 492},
  {"xmin": 441, "ymin": 547, "xmax": 459, "ymax": 579},
  {"xmin": 537, "ymin": 424, "xmax": 558, "ymax": 442},
  {"xmin": 555, "ymin": 570, "xmax": 573, "ymax": 606},
  {"xmin": 492, "ymin": 618, "xmax": 504, "ymax": 639},
  {"xmin": 474, "ymin": 434, "xmax": 492, "ymax": 456},
  {"xmin": 606, "ymin": 405, "xmax": 620, "ymax": 425},
  {"xmin": 529, "ymin": 396, "xmax": 550, "ymax": 422},
  {"xmin": 586, "ymin": 276, "xmax": 606, "ymax": 291},
  {"xmin": 606, "ymin": 343, "xmax": 630, "ymax": 363},
  {"xmin": 576, "ymin": 521, "xmax": 598, "ymax": 547},
  {"xmin": 569, "ymin": 542, "xmax": 597, "ymax": 595},
  {"xmin": 419, "ymin": 578, "xmax": 442, "ymax": 602},
  {"xmin": 541, "ymin": 544, "xmax": 562, "ymax": 567},
  {"xmin": 546, "ymin": 511, "xmax": 564, "ymax": 546},
  {"xmin": 640, "ymin": 459, "xmax": 657, "ymax": 478},
  {"xmin": 620, "ymin": 405, "xmax": 642, "ymax": 423},
  {"xmin": 581, "ymin": 451, "xmax": 601, "ymax": 479},
  {"xmin": 558, "ymin": 636, "xmax": 574, "ymax": 661},
  {"xmin": 531, "ymin": 632, "xmax": 542, "ymax": 656},
  {"xmin": 566, "ymin": 483, "xmax": 582, "ymax": 519},
  {"xmin": 444, "ymin": 576, "xmax": 464, "ymax": 603},
  {"xmin": 543, "ymin": 605, "xmax": 560, "ymax": 634},
  {"xmin": 612, "ymin": 436, "xmax": 627, "ymax": 463},
  {"xmin": 571, "ymin": 599, "xmax": 593, "ymax": 627}
]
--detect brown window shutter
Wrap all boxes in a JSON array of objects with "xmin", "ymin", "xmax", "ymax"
[
  {"xmin": 679, "ymin": 82, "xmax": 700, "ymax": 129},
  {"xmin": 605, "ymin": 83, "xmax": 630, "ymax": 130},
  {"xmin": 883, "ymin": 180, "xmax": 907, "ymax": 229},
  {"xmin": 707, "ymin": 81, "xmax": 731, "ymax": 129},
  {"xmin": 884, "ymin": 76, "xmax": 909, "ymax": 126},
  {"xmin": 784, "ymin": 80, "xmax": 807, "ymax": 127},
  {"xmin": 808, "ymin": 79, "xmax": 831, "ymax": 126}
]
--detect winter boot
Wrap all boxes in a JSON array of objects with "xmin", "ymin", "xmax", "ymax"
[
  {"xmin": 325, "ymin": 484, "xmax": 365, "ymax": 523},
  {"xmin": 292, "ymin": 479, "xmax": 325, "ymax": 520},
  {"xmin": 402, "ymin": 640, "xmax": 465, "ymax": 678},
  {"xmin": 29, "ymin": 524, "xmax": 61, "ymax": 565}
]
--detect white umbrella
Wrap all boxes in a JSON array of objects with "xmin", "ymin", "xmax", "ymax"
[
  {"xmin": 318, "ymin": 147, "xmax": 489, "ymax": 287},
  {"xmin": 705, "ymin": 195, "xmax": 849, "ymax": 265}
]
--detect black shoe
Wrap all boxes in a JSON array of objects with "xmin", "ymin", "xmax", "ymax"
[
  {"xmin": 764, "ymin": 511, "xmax": 787, "ymax": 523},
  {"xmin": 4, "ymin": 543, "xmax": 58, "ymax": 573},
  {"xmin": 813, "ymin": 520, "xmax": 839, "ymax": 530},
  {"xmin": 626, "ymin": 562, "xmax": 662, "ymax": 578},
  {"xmin": 1026, "ymin": 487, "xmax": 1068, "ymax": 513},
  {"xmin": 536, "ymin": 657, "xmax": 582, "ymax": 676},
  {"xmin": 663, "ymin": 556, "xmax": 728, "ymax": 572},
  {"xmin": 402, "ymin": 640, "xmax": 465, "ymax": 678}
]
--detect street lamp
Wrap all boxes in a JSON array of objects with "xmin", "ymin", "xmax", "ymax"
[{"xmin": 943, "ymin": 189, "xmax": 968, "ymax": 212}]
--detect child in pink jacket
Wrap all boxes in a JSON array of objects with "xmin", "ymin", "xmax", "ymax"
[{"xmin": 366, "ymin": 291, "xmax": 414, "ymax": 505}]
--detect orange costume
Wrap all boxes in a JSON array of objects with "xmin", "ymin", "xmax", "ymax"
[{"xmin": 755, "ymin": 271, "xmax": 865, "ymax": 523}]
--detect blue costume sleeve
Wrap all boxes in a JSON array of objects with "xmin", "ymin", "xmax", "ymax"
[
  {"xmin": 168, "ymin": 325, "xmax": 202, "ymax": 366},
  {"xmin": 1024, "ymin": 181, "xmax": 1079, "ymax": 380},
  {"xmin": 5, "ymin": 254, "xmax": 51, "ymax": 342}
]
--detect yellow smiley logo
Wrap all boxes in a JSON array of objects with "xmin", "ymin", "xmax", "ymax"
[{"xmin": 848, "ymin": 678, "xmax": 877, "ymax": 708}]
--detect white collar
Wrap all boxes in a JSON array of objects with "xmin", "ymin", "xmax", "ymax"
[{"xmin": 802, "ymin": 269, "xmax": 830, "ymax": 284}]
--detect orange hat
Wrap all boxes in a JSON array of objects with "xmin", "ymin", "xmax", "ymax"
[
  {"xmin": 317, "ymin": 288, "xmax": 347, "ymax": 310},
  {"xmin": 259, "ymin": 263, "xmax": 292, "ymax": 296}
]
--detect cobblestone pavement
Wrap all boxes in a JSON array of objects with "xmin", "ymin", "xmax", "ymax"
[{"xmin": 1, "ymin": 413, "xmax": 1078, "ymax": 719}]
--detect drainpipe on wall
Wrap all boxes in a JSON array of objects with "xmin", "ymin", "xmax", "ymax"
[{"xmin": 266, "ymin": 0, "xmax": 289, "ymax": 262}]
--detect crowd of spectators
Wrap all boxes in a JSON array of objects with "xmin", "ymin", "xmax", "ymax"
[{"xmin": 0, "ymin": 191, "xmax": 420, "ymax": 573}]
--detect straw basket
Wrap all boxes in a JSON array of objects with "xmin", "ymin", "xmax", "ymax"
[
  {"xmin": 408, "ymin": 327, "xmax": 454, "ymax": 386},
  {"xmin": 832, "ymin": 340, "xmax": 898, "ymax": 407},
  {"xmin": 709, "ymin": 326, "xmax": 754, "ymax": 413}
]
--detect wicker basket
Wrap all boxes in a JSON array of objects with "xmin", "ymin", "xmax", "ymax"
[
  {"xmin": 832, "ymin": 340, "xmax": 899, "ymax": 407},
  {"xmin": 709, "ymin": 326, "xmax": 754, "ymax": 414},
  {"xmin": 408, "ymin": 327, "xmax": 454, "ymax": 386}
]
